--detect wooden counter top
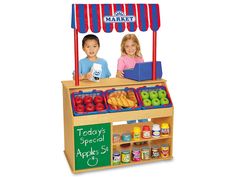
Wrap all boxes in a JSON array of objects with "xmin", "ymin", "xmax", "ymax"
[{"xmin": 62, "ymin": 78, "xmax": 166, "ymax": 89}]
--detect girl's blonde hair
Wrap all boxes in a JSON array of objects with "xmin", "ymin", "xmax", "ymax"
[{"xmin": 121, "ymin": 34, "xmax": 142, "ymax": 57}]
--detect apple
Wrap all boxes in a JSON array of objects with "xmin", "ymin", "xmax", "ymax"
[
  {"xmin": 160, "ymin": 97, "xmax": 169, "ymax": 105},
  {"xmin": 95, "ymin": 102, "xmax": 105, "ymax": 111},
  {"xmin": 141, "ymin": 91, "xmax": 149, "ymax": 100},
  {"xmin": 152, "ymin": 98, "xmax": 161, "ymax": 106},
  {"xmin": 143, "ymin": 98, "xmax": 152, "ymax": 106},
  {"xmin": 94, "ymin": 95, "xmax": 104, "ymax": 104},
  {"xmin": 158, "ymin": 90, "xmax": 167, "ymax": 99},
  {"xmin": 74, "ymin": 96, "xmax": 83, "ymax": 105},
  {"xmin": 75, "ymin": 104, "xmax": 85, "ymax": 112},
  {"xmin": 149, "ymin": 90, "xmax": 158, "ymax": 99},
  {"xmin": 85, "ymin": 103, "xmax": 95, "ymax": 112},
  {"xmin": 83, "ymin": 96, "xmax": 93, "ymax": 104}
]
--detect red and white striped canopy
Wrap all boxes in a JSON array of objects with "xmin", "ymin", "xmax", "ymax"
[{"xmin": 71, "ymin": 4, "xmax": 160, "ymax": 33}]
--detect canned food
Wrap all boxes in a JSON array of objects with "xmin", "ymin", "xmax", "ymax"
[
  {"xmin": 132, "ymin": 148, "xmax": 141, "ymax": 161},
  {"xmin": 122, "ymin": 133, "xmax": 131, "ymax": 142},
  {"xmin": 141, "ymin": 146, "xmax": 150, "ymax": 160},
  {"xmin": 113, "ymin": 151, "xmax": 121, "ymax": 165},
  {"xmin": 151, "ymin": 145, "xmax": 160, "ymax": 158},
  {"xmin": 121, "ymin": 150, "xmax": 130, "ymax": 163},
  {"xmin": 113, "ymin": 134, "xmax": 120, "ymax": 143},
  {"xmin": 161, "ymin": 144, "xmax": 169, "ymax": 158}
]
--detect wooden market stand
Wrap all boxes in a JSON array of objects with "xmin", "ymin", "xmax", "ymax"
[
  {"xmin": 62, "ymin": 3, "xmax": 174, "ymax": 174},
  {"xmin": 62, "ymin": 78, "xmax": 174, "ymax": 173}
]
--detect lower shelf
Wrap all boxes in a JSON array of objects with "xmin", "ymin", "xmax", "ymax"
[
  {"xmin": 70, "ymin": 155, "xmax": 173, "ymax": 174},
  {"xmin": 112, "ymin": 156, "xmax": 173, "ymax": 168}
]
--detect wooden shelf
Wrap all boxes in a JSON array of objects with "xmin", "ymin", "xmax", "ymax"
[
  {"xmin": 73, "ymin": 107, "xmax": 173, "ymax": 126},
  {"xmin": 112, "ymin": 156, "xmax": 173, "ymax": 167},
  {"xmin": 113, "ymin": 136, "xmax": 172, "ymax": 146},
  {"xmin": 113, "ymin": 121, "xmax": 171, "ymax": 145}
]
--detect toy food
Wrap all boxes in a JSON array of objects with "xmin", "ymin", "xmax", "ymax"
[
  {"xmin": 107, "ymin": 96, "xmax": 135, "ymax": 108},
  {"xmin": 108, "ymin": 91, "xmax": 127, "ymax": 98},
  {"xmin": 107, "ymin": 89, "xmax": 138, "ymax": 110},
  {"xmin": 160, "ymin": 97, "xmax": 169, "ymax": 105},
  {"xmin": 158, "ymin": 89, "xmax": 167, "ymax": 99},
  {"xmin": 149, "ymin": 90, "xmax": 158, "ymax": 99},
  {"xmin": 127, "ymin": 90, "xmax": 137, "ymax": 104}
]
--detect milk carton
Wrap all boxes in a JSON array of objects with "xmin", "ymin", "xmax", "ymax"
[{"xmin": 90, "ymin": 63, "xmax": 102, "ymax": 82}]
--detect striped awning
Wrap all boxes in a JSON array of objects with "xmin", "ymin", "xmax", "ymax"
[{"xmin": 71, "ymin": 4, "xmax": 160, "ymax": 33}]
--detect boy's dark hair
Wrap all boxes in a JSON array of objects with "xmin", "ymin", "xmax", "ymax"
[{"xmin": 82, "ymin": 34, "xmax": 100, "ymax": 47}]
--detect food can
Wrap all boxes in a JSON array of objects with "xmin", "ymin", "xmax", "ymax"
[
  {"xmin": 151, "ymin": 145, "xmax": 160, "ymax": 158},
  {"xmin": 122, "ymin": 133, "xmax": 131, "ymax": 142},
  {"xmin": 161, "ymin": 144, "xmax": 169, "ymax": 158},
  {"xmin": 141, "ymin": 146, "xmax": 150, "ymax": 160},
  {"xmin": 113, "ymin": 151, "xmax": 121, "ymax": 165},
  {"xmin": 121, "ymin": 150, "xmax": 130, "ymax": 163},
  {"xmin": 132, "ymin": 148, "xmax": 141, "ymax": 161},
  {"xmin": 113, "ymin": 134, "xmax": 120, "ymax": 143}
]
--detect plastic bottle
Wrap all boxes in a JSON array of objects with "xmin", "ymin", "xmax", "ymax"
[
  {"xmin": 133, "ymin": 127, "xmax": 141, "ymax": 140},
  {"xmin": 152, "ymin": 124, "xmax": 161, "ymax": 138},
  {"xmin": 161, "ymin": 123, "xmax": 169, "ymax": 136},
  {"xmin": 90, "ymin": 63, "xmax": 102, "ymax": 82},
  {"xmin": 142, "ymin": 125, "xmax": 151, "ymax": 139}
]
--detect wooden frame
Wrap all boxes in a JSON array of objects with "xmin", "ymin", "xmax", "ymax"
[{"xmin": 62, "ymin": 78, "xmax": 174, "ymax": 174}]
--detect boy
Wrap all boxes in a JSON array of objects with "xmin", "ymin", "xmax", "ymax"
[{"xmin": 74, "ymin": 34, "xmax": 111, "ymax": 80}]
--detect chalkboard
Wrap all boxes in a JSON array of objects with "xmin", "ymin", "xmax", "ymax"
[{"xmin": 74, "ymin": 123, "xmax": 111, "ymax": 170}]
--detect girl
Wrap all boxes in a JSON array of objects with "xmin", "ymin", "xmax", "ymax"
[
  {"xmin": 116, "ymin": 34, "xmax": 147, "ymax": 124},
  {"xmin": 116, "ymin": 34, "xmax": 144, "ymax": 78}
]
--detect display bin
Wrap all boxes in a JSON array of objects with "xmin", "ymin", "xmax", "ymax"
[
  {"xmin": 71, "ymin": 90, "xmax": 108, "ymax": 116},
  {"xmin": 123, "ymin": 61, "xmax": 163, "ymax": 81},
  {"xmin": 136, "ymin": 85, "xmax": 173, "ymax": 110},
  {"xmin": 105, "ymin": 87, "xmax": 142, "ymax": 113},
  {"xmin": 62, "ymin": 78, "xmax": 174, "ymax": 174}
]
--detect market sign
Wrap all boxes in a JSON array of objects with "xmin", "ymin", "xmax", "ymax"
[
  {"xmin": 104, "ymin": 11, "xmax": 135, "ymax": 23},
  {"xmin": 74, "ymin": 123, "xmax": 111, "ymax": 170}
]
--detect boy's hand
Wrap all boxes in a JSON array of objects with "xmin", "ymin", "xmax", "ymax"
[
  {"xmin": 86, "ymin": 72, "xmax": 93, "ymax": 80},
  {"xmin": 116, "ymin": 71, "xmax": 124, "ymax": 78}
]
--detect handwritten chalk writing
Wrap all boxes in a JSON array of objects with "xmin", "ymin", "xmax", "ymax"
[
  {"xmin": 76, "ymin": 147, "xmax": 99, "ymax": 159},
  {"xmin": 101, "ymin": 145, "xmax": 109, "ymax": 154},
  {"xmin": 80, "ymin": 134, "xmax": 105, "ymax": 146},
  {"xmin": 76, "ymin": 128, "xmax": 106, "ymax": 137},
  {"xmin": 87, "ymin": 156, "xmax": 98, "ymax": 167},
  {"xmin": 76, "ymin": 145, "xmax": 109, "ymax": 159},
  {"xmin": 74, "ymin": 123, "xmax": 111, "ymax": 170}
]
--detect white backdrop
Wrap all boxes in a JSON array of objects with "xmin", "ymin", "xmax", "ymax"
[{"xmin": 0, "ymin": 0, "xmax": 236, "ymax": 176}]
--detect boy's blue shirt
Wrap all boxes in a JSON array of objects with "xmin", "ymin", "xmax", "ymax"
[{"xmin": 79, "ymin": 57, "xmax": 111, "ymax": 78}]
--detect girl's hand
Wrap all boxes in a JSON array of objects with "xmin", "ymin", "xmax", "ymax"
[{"xmin": 116, "ymin": 71, "xmax": 124, "ymax": 78}]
